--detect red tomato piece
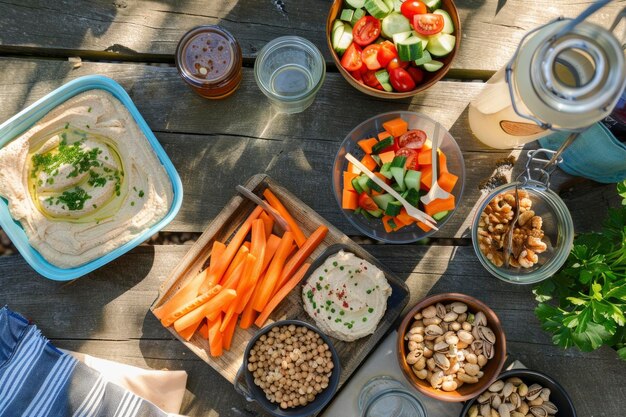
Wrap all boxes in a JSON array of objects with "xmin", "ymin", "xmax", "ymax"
[
  {"xmin": 377, "ymin": 41, "xmax": 398, "ymax": 68},
  {"xmin": 353, "ymin": 16, "xmax": 381, "ymax": 46},
  {"xmin": 407, "ymin": 67, "xmax": 425, "ymax": 84},
  {"xmin": 350, "ymin": 69, "xmax": 364, "ymax": 84},
  {"xmin": 362, "ymin": 44, "xmax": 383, "ymax": 71},
  {"xmin": 341, "ymin": 43, "xmax": 363, "ymax": 72},
  {"xmin": 400, "ymin": 0, "xmax": 427, "ymax": 19},
  {"xmin": 396, "ymin": 147, "xmax": 419, "ymax": 170},
  {"xmin": 380, "ymin": 136, "xmax": 401, "ymax": 153},
  {"xmin": 363, "ymin": 70, "xmax": 383, "ymax": 89},
  {"xmin": 389, "ymin": 67, "xmax": 416, "ymax": 92},
  {"xmin": 413, "ymin": 13, "xmax": 444, "ymax": 35},
  {"xmin": 358, "ymin": 193, "xmax": 379, "ymax": 211},
  {"xmin": 386, "ymin": 57, "xmax": 410, "ymax": 71},
  {"xmin": 398, "ymin": 129, "xmax": 427, "ymax": 149}
]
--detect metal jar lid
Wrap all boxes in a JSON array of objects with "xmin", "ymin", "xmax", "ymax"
[{"xmin": 514, "ymin": 19, "xmax": 626, "ymax": 130}]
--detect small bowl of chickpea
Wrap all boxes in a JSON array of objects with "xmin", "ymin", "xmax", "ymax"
[{"xmin": 235, "ymin": 320, "xmax": 341, "ymax": 417}]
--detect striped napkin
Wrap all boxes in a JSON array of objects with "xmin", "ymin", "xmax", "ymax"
[{"xmin": 0, "ymin": 306, "xmax": 183, "ymax": 417}]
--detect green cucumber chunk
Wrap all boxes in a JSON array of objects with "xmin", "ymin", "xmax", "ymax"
[
  {"xmin": 372, "ymin": 193, "xmax": 397, "ymax": 211},
  {"xmin": 357, "ymin": 175, "xmax": 371, "ymax": 194},
  {"xmin": 364, "ymin": 0, "xmax": 390, "ymax": 19},
  {"xmin": 422, "ymin": 59, "xmax": 444, "ymax": 72},
  {"xmin": 414, "ymin": 49, "xmax": 432, "ymax": 66},
  {"xmin": 366, "ymin": 178, "xmax": 384, "ymax": 193},
  {"xmin": 351, "ymin": 177, "xmax": 364, "ymax": 194},
  {"xmin": 379, "ymin": 162, "xmax": 393, "ymax": 179},
  {"xmin": 434, "ymin": 9, "xmax": 454, "ymax": 34},
  {"xmin": 403, "ymin": 188, "xmax": 421, "ymax": 206},
  {"xmin": 393, "ymin": 0, "xmax": 403, "ymax": 12},
  {"xmin": 433, "ymin": 210, "xmax": 449, "ymax": 221},
  {"xmin": 375, "ymin": 69, "xmax": 393, "ymax": 92},
  {"xmin": 397, "ymin": 36, "xmax": 424, "ymax": 61},
  {"xmin": 332, "ymin": 20, "xmax": 345, "ymax": 51},
  {"xmin": 426, "ymin": 33, "xmax": 455, "ymax": 57},
  {"xmin": 371, "ymin": 154, "xmax": 382, "ymax": 166},
  {"xmin": 424, "ymin": 0, "xmax": 442, "ymax": 11},
  {"xmin": 371, "ymin": 136, "xmax": 394, "ymax": 154},
  {"xmin": 391, "ymin": 182, "xmax": 404, "ymax": 193},
  {"xmin": 392, "ymin": 30, "xmax": 413, "ymax": 46},
  {"xmin": 366, "ymin": 208, "xmax": 384, "ymax": 218},
  {"xmin": 345, "ymin": 0, "xmax": 366, "ymax": 8},
  {"xmin": 340, "ymin": 9, "xmax": 355, "ymax": 22},
  {"xmin": 385, "ymin": 200, "xmax": 403, "ymax": 216},
  {"xmin": 350, "ymin": 8, "xmax": 366, "ymax": 26},
  {"xmin": 390, "ymin": 156, "xmax": 407, "ymax": 191},
  {"xmin": 383, "ymin": 0, "xmax": 394, "ymax": 12},
  {"xmin": 411, "ymin": 31, "xmax": 430, "ymax": 50},
  {"xmin": 404, "ymin": 169, "xmax": 422, "ymax": 191},
  {"xmin": 381, "ymin": 12, "xmax": 411, "ymax": 39}
]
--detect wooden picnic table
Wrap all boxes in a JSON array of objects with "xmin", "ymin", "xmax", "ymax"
[{"xmin": 0, "ymin": 1, "xmax": 624, "ymax": 416}]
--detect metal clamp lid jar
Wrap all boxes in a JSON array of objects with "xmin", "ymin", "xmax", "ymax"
[{"xmin": 471, "ymin": 149, "xmax": 574, "ymax": 284}]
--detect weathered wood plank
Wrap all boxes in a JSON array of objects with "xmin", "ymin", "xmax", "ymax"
[
  {"xmin": 0, "ymin": 0, "xmax": 622, "ymax": 74},
  {"xmin": 1, "ymin": 244, "xmax": 624, "ymax": 417}
]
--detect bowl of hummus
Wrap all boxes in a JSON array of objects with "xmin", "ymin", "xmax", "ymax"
[
  {"xmin": 0, "ymin": 75, "xmax": 182, "ymax": 280},
  {"xmin": 301, "ymin": 244, "xmax": 392, "ymax": 342}
]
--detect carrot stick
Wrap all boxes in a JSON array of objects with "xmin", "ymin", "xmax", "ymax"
[
  {"xmin": 255, "ymin": 263, "xmax": 311, "ymax": 327},
  {"xmin": 177, "ymin": 319, "xmax": 202, "ymax": 341},
  {"xmin": 160, "ymin": 284, "xmax": 222, "ymax": 327},
  {"xmin": 263, "ymin": 189, "xmax": 307, "ymax": 247},
  {"xmin": 240, "ymin": 301, "xmax": 258, "ymax": 329},
  {"xmin": 198, "ymin": 320, "xmax": 209, "ymax": 339},
  {"xmin": 234, "ymin": 220, "xmax": 266, "ymax": 314},
  {"xmin": 153, "ymin": 270, "xmax": 206, "ymax": 320},
  {"xmin": 221, "ymin": 244, "xmax": 249, "ymax": 285},
  {"xmin": 221, "ymin": 254, "xmax": 256, "ymax": 327},
  {"xmin": 243, "ymin": 241, "xmax": 250, "ymax": 249},
  {"xmin": 209, "ymin": 241, "xmax": 226, "ymax": 274},
  {"xmin": 221, "ymin": 313, "xmax": 238, "ymax": 350},
  {"xmin": 252, "ymin": 231, "xmax": 294, "ymax": 312},
  {"xmin": 259, "ymin": 211, "xmax": 274, "ymax": 237},
  {"xmin": 208, "ymin": 314, "xmax": 223, "ymax": 357},
  {"xmin": 263, "ymin": 234, "xmax": 282, "ymax": 273},
  {"xmin": 274, "ymin": 225, "xmax": 328, "ymax": 292},
  {"xmin": 221, "ymin": 257, "xmax": 246, "ymax": 291},
  {"xmin": 199, "ymin": 206, "xmax": 263, "ymax": 293},
  {"xmin": 173, "ymin": 289, "xmax": 237, "ymax": 333}
]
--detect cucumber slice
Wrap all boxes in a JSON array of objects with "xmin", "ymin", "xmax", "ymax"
[
  {"xmin": 372, "ymin": 193, "xmax": 397, "ymax": 211},
  {"xmin": 345, "ymin": 0, "xmax": 366, "ymax": 8},
  {"xmin": 379, "ymin": 162, "xmax": 393, "ymax": 179},
  {"xmin": 340, "ymin": 9, "xmax": 355, "ymax": 22},
  {"xmin": 350, "ymin": 8, "xmax": 366, "ymax": 26},
  {"xmin": 383, "ymin": 0, "xmax": 394, "ymax": 12},
  {"xmin": 371, "ymin": 136, "xmax": 394, "ymax": 154},
  {"xmin": 351, "ymin": 177, "xmax": 364, "ymax": 194},
  {"xmin": 357, "ymin": 175, "xmax": 371, "ymax": 194},
  {"xmin": 397, "ymin": 36, "xmax": 424, "ymax": 61},
  {"xmin": 375, "ymin": 69, "xmax": 393, "ymax": 92},
  {"xmin": 381, "ymin": 12, "xmax": 411, "ymax": 39},
  {"xmin": 390, "ymin": 156, "xmax": 407, "ymax": 191},
  {"xmin": 387, "ymin": 218, "xmax": 398, "ymax": 229},
  {"xmin": 434, "ymin": 9, "xmax": 454, "ymax": 34},
  {"xmin": 403, "ymin": 188, "xmax": 421, "ymax": 206},
  {"xmin": 393, "ymin": 0, "xmax": 403, "ymax": 12},
  {"xmin": 424, "ymin": 0, "xmax": 442, "ymax": 11},
  {"xmin": 371, "ymin": 154, "xmax": 382, "ymax": 166},
  {"xmin": 392, "ymin": 30, "xmax": 413, "ymax": 46},
  {"xmin": 414, "ymin": 50, "xmax": 432, "ymax": 66},
  {"xmin": 426, "ymin": 33, "xmax": 455, "ymax": 57},
  {"xmin": 404, "ymin": 169, "xmax": 422, "ymax": 191},
  {"xmin": 366, "ymin": 208, "xmax": 384, "ymax": 218},
  {"xmin": 391, "ymin": 182, "xmax": 404, "ymax": 193},
  {"xmin": 433, "ymin": 210, "xmax": 449, "ymax": 221},
  {"xmin": 411, "ymin": 31, "xmax": 430, "ymax": 50},
  {"xmin": 364, "ymin": 0, "xmax": 390, "ymax": 19},
  {"xmin": 422, "ymin": 59, "xmax": 444, "ymax": 72},
  {"xmin": 332, "ymin": 20, "xmax": 345, "ymax": 51},
  {"xmin": 385, "ymin": 200, "xmax": 403, "ymax": 216},
  {"xmin": 366, "ymin": 178, "xmax": 384, "ymax": 193},
  {"xmin": 336, "ymin": 29, "xmax": 354, "ymax": 55}
]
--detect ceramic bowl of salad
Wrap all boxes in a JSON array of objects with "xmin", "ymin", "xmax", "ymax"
[
  {"xmin": 326, "ymin": 0, "xmax": 461, "ymax": 98},
  {"xmin": 332, "ymin": 111, "xmax": 465, "ymax": 243}
]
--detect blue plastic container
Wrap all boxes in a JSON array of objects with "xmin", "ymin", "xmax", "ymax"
[{"xmin": 0, "ymin": 75, "xmax": 183, "ymax": 281}]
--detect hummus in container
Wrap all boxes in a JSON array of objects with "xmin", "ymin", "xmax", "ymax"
[
  {"xmin": 302, "ymin": 250, "xmax": 391, "ymax": 342},
  {"xmin": 0, "ymin": 90, "xmax": 174, "ymax": 268}
]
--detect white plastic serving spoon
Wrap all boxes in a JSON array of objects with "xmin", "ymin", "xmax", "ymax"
[
  {"xmin": 345, "ymin": 153, "xmax": 438, "ymax": 230},
  {"xmin": 420, "ymin": 122, "xmax": 451, "ymax": 206}
]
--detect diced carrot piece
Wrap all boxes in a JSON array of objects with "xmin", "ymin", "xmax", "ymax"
[
  {"xmin": 421, "ymin": 165, "xmax": 432, "ymax": 190},
  {"xmin": 382, "ymin": 118, "xmax": 408, "ymax": 137},
  {"xmin": 439, "ymin": 151, "xmax": 449, "ymax": 173},
  {"xmin": 358, "ymin": 137, "xmax": 379, "ymax": 154},
  {"xmin": 382, "ymin": 215, "xmax": 398, "ymax": 233},
  {"xmin": 343, "ymin": 171, "xmax": 359, "ymax": 191},
  {"xmin": 394, "ymin": 215, "xmax": 407, "ymax": 227},
  {"xmin": 438, "ymin": 171, "xmax": 458, "ymax": 193},
  {"xmin": 173, "ymin": 289, "xmax": 237, "ymax": 333},
  {"xmin": 418, "ymin": 147, "xmax": 432, "ymax": 166},
  {"xmin": 378, "ymin": 131, "xmax": 393, "ymax": 141},
  {"xmin": 378, "ymin": 150, "xmax": 395, "ymax": 165},
  {"xmin": 348, "ymin": 162, "xmax": 361, "ymax": 174},
  {"xmin": 417, "ymin": 221, "xmax": 433, "ymax": 232},
  {"xmin": 342, "ymin": 189, "xmax": 359, "ymax": 210},
  {"xmin": 424, "ymin": 195, "xmax": 456, "ymax": 216},
  {"xmin": 396, "ymin": 208, "xmax": 416, "ymax": 225},
  {"xmin": 361, "ymin": 154, "xmax": 378, "ymax": 172}
]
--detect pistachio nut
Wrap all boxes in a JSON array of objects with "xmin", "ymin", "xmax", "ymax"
[
  {"xmin": 451, "ymin": 301, "xmax": 468, "ymax": 314},
  {"xmin": 507, "ymin": 377, "xmax": 523, "ymax": 386},
  {"xmin": 422, "ymin": 305, "xmax": 437, "ymax": 319},
  {"xmin": 425, "ymin": 324, "xmax": 444, "ymax": 338},
  {"xmin": 483, "ymin": 341, "xmax": 495, "ymax": 360},
  {"xmin": 458, "ymin": 373, "xmax": 479, "ymax": 384},
  {"xmin": 518, "ymin": 383, "xmax": 528, "ymax": 397},
  {"xmin": 491, "ymin": 393, "xmax": 502, "ymax": 409},
  {"xmin": 423, "ymin": 317, "xmax": 442, "ymax": 326},
  {"xmin": 498, "ymin": 403, "xmax": 511, "ymax": 417},
  {"xmin": 413, "ymin": 368, "xmax": 428, "ymax": 380},
  {"xmin": 468, "ymin": 405, "xmax": 479, "ymax": 417},
  {"xmin": 502, "ymin": 382, "xmax": 514, "ymax": 398},
  {"xmin": 444, "ymin": 311, "xmax": 459, "ymax": 322},
  {"xmin": 477, "ymin": 391, "xmax": 492, "ymax": 404},
  {"xmin": 434, "ymin": 341, "xmax": 449, "ymax": 353},
  {"xmin": 474, "ymin": 311, "xmax": 488, "ymax": 326},
  {"xmin": 529, "ymin": 406, "xmax": 548, "ymax": 417},
  {"xmin": 405, "ymin": 349, "xmax": 423, "ymax": 365},
  {"xmin": 436, "ymin": 303, "xmax": 447, "ymax": 319},
  {"xmin": 478, "ymin": 326, "xmax": 497, "ymax": 344},
  {"xmin": 539, "ymin": 388, "xmax": 551, "ymax": 402},
  {"xmin": 489, "ymin": 380, "xmax": 505, "ymax": 392},
  {"xmin": 430, "ymin": 370, "xmax": 444, "ymax": 389},
  {"xmin": 457, "ymin": 330, "xmax": 474, "ymax": 344},
  {"xmin": 434, "ymin": 352, "xmax": 451, "ymax": 370},
  {"xmin": 442, "ymin": 380, "xmax": 458, "ymax": 392},
  {"xmin": 509, "ymin": 392, "xmax": 521, "ymax": 409},
  {"xmin": 480, "ymin": 403, "xmax": 491, "ymax": 417},
  {"xmin": 542, "ymin": 401, "xmax": 558, "ymax": 414},
  {"xmin": 526, "ymin": 384, "xmax": 543, "ymax": 401},
  {"xmin": 464, "ymin": 363, "xmax": 480, "ymax": 376}
]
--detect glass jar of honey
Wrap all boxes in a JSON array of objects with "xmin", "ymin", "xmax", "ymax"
[{"xmin": 175, "ymin": 25, "xmax": 243, "ymax": 99}]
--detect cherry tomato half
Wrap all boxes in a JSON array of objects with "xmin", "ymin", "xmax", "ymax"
[
  {"xmin": 401, "ymin": 0, "xmax": 427, "ymax": 20},
  {"xmin": 350, "ymin": 69, "xmax": 364, "ymax": 84},
  {"xmin": 389, "ymin": 67, "xmax": 416, "ymax": 92},
  {"xmin": 386, "ymin": 57, "xmax": 410, "ymax": 71},
  {"xmin": 406, "ymin": 67, "xmax": 425, "ymax": 84},
  {"xmin": 358, "ymin": 193, "xmax": 379, "ymax": 211},
  {"xmin": 362, "ymin": 44, "xmax": 382, "ymax": 71},
  {"xmin": 341, "ymin": 43, "xmax": 363, "ymax": 72},
  {"xmin": 362, "ymin": 70, "xmax": 383, "ymax": 90},
  {"xmin": 413, "ymin": 13, "xmax": 444, "ymax": 35},
  {"xmin": 396, "ymin": 147, "xmax": 419, "ymax": 170},
  {"xmin": 377, "ymin": 41, "xmax": 398, "ymax": 68},
  {"xmin": 353, "ymin": 16, "xmax": 381, "ymax": 46},
  {"xmin": 398, "ymin": 129, "xmax": 427, "ymax": 149}
]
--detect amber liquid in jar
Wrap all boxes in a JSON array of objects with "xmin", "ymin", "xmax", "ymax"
[{"xmin": 175, "ymin": 26, "xmax": 242, "ymax": 99}]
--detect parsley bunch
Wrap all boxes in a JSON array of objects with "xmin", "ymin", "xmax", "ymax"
[{"xmin": 534, "ymin": 181, "xmax": 626, "ymax": 360}]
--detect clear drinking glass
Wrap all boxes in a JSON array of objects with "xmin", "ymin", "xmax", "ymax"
[
  {"xmin": 254, "ymin": 36, "xmax": 326, "ymax": 114},
  {"xmin": 358, "ymin": 376, "xmax": 427, "ymax": 417}
]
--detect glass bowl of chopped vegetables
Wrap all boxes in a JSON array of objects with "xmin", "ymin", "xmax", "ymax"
[
  {"xmin": 332, "ymin": 111, "xmax": 465, "ymax": 243},
  {"xmin": 326, "ymin": 0, "xmax": 461, "ymax": 99}
]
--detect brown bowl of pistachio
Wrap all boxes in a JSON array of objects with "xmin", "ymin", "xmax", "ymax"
[
  {"xmin": 397, "ymin": 293, "xmax": 507, "ymax": 402},
  {"xmin": 459, "ymin": 369, "xmax": 577, "ymax": 417}
]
